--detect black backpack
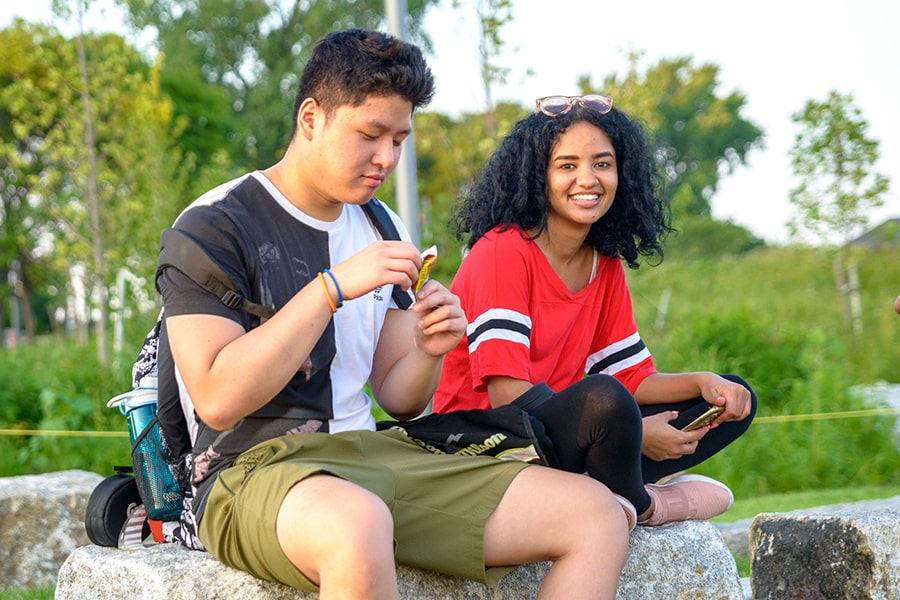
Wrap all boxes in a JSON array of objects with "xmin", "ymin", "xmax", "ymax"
[{"xmin": 85, "ymin": 198, "xmax": 412, "ymax": 547}]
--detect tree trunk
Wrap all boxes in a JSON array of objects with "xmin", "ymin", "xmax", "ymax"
[
  {"xmin": 74, "ymin": 4, "xmax": 108, "ymax": 367},
  {"xmin": 833, "ymin": 254, "xmax": 851, "ymax": 333},
  {"xmin": 847, "ymin": 260, "xmax": 862, "ymax": 337},
  {"xmin": 832, "ymin": 253, "xmax": 862, "ymax": 337},
  {"xmin": 13, "ymin": 258, "xmax": 37, "ymax": 341}
]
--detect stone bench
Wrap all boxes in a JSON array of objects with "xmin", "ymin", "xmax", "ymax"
[
  {"xmin": 2, "ymin": 469, "xmax": 743, "ymax": 597},
  {"xmin": 0, "ymin": 469, "xmax": 103, "ymax": 590},
  {"xmin": 56, "ymin": 520, "xmax": 744, "ymax": 599},
  {"xmin": 11, "ymin": 473, "xmax": 900, "ymax": 598},
  {"xmin": 749, "ymin": 510, "xmax": 900, "ymax": 600}
]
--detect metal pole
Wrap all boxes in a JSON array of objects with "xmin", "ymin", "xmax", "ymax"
[{"xmin": 385, "ymin": 0, "xmax": 421, "ymax": 247}]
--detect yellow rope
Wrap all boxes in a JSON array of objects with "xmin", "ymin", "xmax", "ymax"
[
  {"xmin": 0, "ymin": 429, "xmax": 128, "ymax": 438},
  {"xmin": 0, "ymin": 407, "xmax": 897, "ymax": 438},
  {"xmin": 753, "ymin": 407, "xmax": 899, "ymax": 424}
]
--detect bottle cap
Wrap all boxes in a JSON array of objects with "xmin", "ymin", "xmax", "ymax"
[{"xmin": 107, "ymin": 387, "xmax": 157, "ymax": 410}]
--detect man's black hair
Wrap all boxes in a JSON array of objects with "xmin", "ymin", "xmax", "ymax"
[{"xmin": 291, "ymin": 28, "xmax": 435, "ymax": 137}]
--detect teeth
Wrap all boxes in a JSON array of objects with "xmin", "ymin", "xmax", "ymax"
[{"xmin": 571, "ymin": 194, "xmax": 598, "ymax": 201}]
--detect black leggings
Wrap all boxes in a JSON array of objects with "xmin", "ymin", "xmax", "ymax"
[{"xmin": 517, "ymin": 374, "xmax": 757, "ymax": 515}]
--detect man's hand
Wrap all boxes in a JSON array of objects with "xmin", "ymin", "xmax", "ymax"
[
  {"xmin": 330, "ymin": 240, "xmax": 422, "ymax": 301},
  {"xmin": 641, "ymin": 411, "xmax": 708, "ymax": 461},
  {"xmin": 410, "ymin": 279, "xmax": 467, "ymax": 358},
  {"xmin": 365, "ymin": 249, "xmax": 465, "ymax": 421}
]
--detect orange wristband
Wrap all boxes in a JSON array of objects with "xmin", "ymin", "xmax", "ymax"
[{"xmin": 318, "ymin": 272, "xmax": 338, "ymax": 313}]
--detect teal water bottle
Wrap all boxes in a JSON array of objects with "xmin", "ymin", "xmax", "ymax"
[{"xmin": 107, "ymin": 384, "xmax": 183, "ymax": 521}]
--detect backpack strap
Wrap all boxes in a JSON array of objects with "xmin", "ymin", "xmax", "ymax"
[
  {"xmin": 361, "ymin": 198, "xmax": 414, "ymax": 310},
  {"xmin": 156, "ymin": 229, "xmax": 276, "ymax": 320}
]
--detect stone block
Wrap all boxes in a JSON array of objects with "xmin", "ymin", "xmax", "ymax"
[
  {"xmin": 621, "ymin": 521, "xmax": 744, "ymax": 599},
  {"xmin": 0, "ymin": 469, "xmax": 103, "ymax": 589},
  {"xmin": 749, "ymin": 511, "xmax": 900, "ymax": 599},
  {"xmin": 56, "ymin": 520, "xmax": 743, "ymax": 599}
]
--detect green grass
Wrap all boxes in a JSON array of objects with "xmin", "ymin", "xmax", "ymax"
[
  {"xmin": 0, "ymin": 589, "xmax": 53, "ymax": 600},
  {"xmin": 0, "ymin": 435, "xmax": 131, "ymax": 478},
  {"xmin": 713, "ymin": 484, "xmax": 900, "ymax": 523}
]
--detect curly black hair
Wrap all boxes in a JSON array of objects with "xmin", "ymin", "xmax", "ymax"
[{"xmin": 451, "ymin": 105, "xmax": 672, "ymax": 268}]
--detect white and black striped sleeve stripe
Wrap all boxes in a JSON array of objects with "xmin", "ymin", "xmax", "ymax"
[
  {"xmin": 585, "ymin": 332, "xmax": 651, "ymax": 376},
  {"xmin": 467, "ymin": 308, "xmax": 531, "ymax": 354}
]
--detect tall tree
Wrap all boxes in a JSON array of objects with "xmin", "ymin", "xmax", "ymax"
[
  {"xmin": 450, "ymin": 0, "xmax": 514, "ymax": 138},
  {"xmin": 580, "ymin": 55, "xmax": 763, "ymax": 220},
  {"xmin": 0, "ymin": 19, "xmax": 182, "ymax": 360},
  {"xmin": 787, "ymin": 90, "xmax": 889, "ymax": 246},
  {"xmin": 0, "ymin": 21, "xmax": 59, "ymax": 342},
  {"xmin": 71, "ymin": 0, "xmax": 110, "ymax": 363},
  {"xmin": 788, "ymin": 91, "xmax": 889, "ymax": 337},
  {"xmin": 788, "ymin": 91, "xmax": 889, "ymax": 336}
]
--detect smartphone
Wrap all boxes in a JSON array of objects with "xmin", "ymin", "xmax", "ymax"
[{"xmin": 681, "ymin": 405, "xmax": 724, "ymax": 431}]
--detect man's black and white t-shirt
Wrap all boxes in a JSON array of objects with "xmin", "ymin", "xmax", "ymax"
[{"xmin": 157, "ymin": 171, "xmax": 413, "ymax": 534}]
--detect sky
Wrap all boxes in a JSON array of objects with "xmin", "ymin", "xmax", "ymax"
[{"xmin": 4, "ymin": 0, "xmax": 899, "ymax": 244}]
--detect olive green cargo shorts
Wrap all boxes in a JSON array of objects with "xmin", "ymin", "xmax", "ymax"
[{"xmin": 199, "ymin": 428, "xmax": 530, "ymax": 591}]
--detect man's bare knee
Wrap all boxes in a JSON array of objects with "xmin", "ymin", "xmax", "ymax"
[{"xmin": 276, "ymin": 475, "xmax": 394, "ymax": 584}]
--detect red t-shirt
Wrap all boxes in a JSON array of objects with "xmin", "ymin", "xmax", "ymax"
[{"xmin": 433, "ymin": 227, "xmax": 656, "ymax": 412}]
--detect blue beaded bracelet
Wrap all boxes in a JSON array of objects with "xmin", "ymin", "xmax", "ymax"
[{"xmin": 322, "ymin": 269, "xmax": 344, "ymax": 308}]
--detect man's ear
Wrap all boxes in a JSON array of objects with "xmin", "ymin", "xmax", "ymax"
[{"xmin": 296, "ymin": 97, "xmax": 320, "ymax": 141}]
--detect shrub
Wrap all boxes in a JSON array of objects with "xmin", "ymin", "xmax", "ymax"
[
  {"xmin": 0, "ymin": 336, "xmax": 134, "ymax": 476},
  {"xmin": 657, "ymin": 312, "xmax": 899, "ymax": 496}
]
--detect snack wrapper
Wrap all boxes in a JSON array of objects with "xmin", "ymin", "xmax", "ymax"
[{"xmin": 414, "ymin": 246, "xmax": 438, "ymax": 292}]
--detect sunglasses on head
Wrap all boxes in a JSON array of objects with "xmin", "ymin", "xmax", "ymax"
[{"xmin": 534, "ymin": 94, "xmax": 613, "ymax": 117}]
